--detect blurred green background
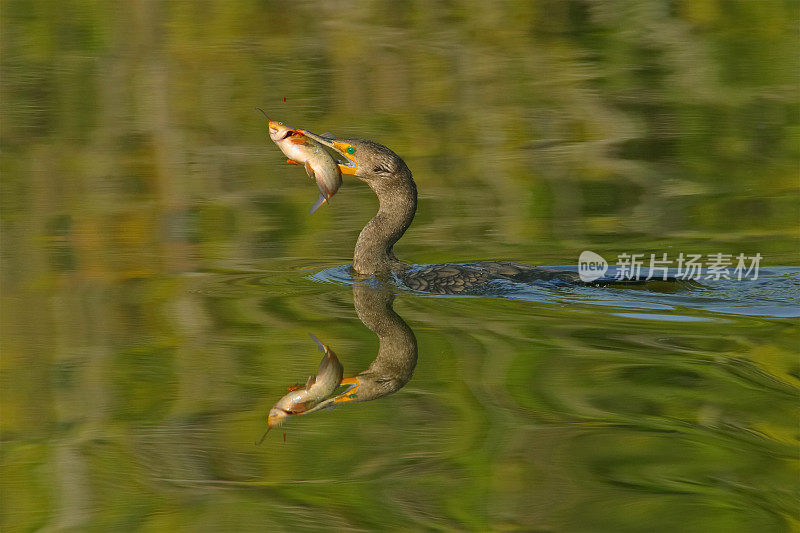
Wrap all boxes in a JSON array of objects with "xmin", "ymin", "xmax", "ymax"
[{"xmin": 1, "ymin": 1, "xmax": 798, "ymax": 531}]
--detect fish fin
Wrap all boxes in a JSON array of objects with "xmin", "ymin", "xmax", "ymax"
[
  {"xmin": 305, "ymin": 375, "xmax": 315, "ymax": 389},
  {"xmin": 286, "ymin": 158, "xmax": 300, "ymax": 165},
  {"xmin": 304, "ymin": 161, "xmax": 316, "ymax": 180},
  {"xmin": 287, "ymin": 384, "xmax": 302, "ymax": 392},
  {"xmin": 309, "ymin": 193, "xmax": 327, "ymax": 214},
  {"xmin": 318, "ymin": 181, "xmax": 335, "ymax": 199}
]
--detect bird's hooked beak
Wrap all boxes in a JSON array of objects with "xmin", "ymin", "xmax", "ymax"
[{"xmin": 301, "ymin": 129, "xmax": 359, "ymax": 176}]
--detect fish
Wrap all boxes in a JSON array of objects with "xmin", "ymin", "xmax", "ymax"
[
  {"xmin": 257, "ymin": 334, "xmax": 344, "ymax": 443},
  {"xmin": 258, "ymin": 109, "xmax": 342, "ymax": 214}
]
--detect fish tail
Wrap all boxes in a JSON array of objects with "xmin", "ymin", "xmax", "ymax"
[
  {"xmin": 309, "ymin": 193, "xmax": 328, "ymax": 214},
  {"xmin": 319, "ymin": 180, "xmax": 335, "ymax": 199},
  {"xmin": 308, "ymin": 333, "xmax": 326, "ymax": 352}
]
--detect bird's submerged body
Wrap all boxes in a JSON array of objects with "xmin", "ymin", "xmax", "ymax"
[{"xmin": 395, "ymin": 261, "xmax": 580, "ymax": 294}]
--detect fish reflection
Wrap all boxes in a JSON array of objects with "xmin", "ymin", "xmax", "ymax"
[
  {"xmin": 261, "ymin": 283, "xmax": 417, "ymax": 435},
  {"xmin": 258, "ymin": 334, "xmax": 344, "ymax": 443}
]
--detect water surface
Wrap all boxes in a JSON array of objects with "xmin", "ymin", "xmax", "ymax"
[{"xmin": 2, "ymin": 2, "xmax": 798, "ymax": 531}]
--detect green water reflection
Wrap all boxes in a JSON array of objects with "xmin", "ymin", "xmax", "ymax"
[{"xmin": 2, "ymin": 1, "xmax": 798, "ymax": 531}]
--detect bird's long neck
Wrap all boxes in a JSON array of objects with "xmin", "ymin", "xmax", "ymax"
[
  {"xmin": 353, "ymin": 176, "xmax": 417, "ymax": 275},
  {"xmin": 352, "ymin": 284, "xmax": 417, "ymax": 399}
]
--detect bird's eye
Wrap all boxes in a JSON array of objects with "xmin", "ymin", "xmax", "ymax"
[{"xmin": 346, "ymin": 146, "xmax": 355, "ymax": 154}]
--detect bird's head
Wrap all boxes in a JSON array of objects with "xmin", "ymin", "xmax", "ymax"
[{"xmin": 301, "ymin": 131, "xmax": 412, "ymax": 187}]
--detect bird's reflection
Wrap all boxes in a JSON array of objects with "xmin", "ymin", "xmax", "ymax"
[{"xmin": 263, "ymin": 283, "xmax": 417, "ymax": 433}]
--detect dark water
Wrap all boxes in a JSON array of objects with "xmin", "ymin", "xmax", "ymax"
[{"xmin": 2, "ymin": 2, "xmax": 799, "ymax": 532}]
